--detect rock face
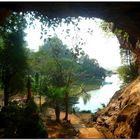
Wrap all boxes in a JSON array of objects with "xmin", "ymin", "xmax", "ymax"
[{"xmin": 96, "ymin": 76, "xmax": 140, "ymax": 138}]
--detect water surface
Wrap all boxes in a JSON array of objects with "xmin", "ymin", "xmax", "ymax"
[{"xmin": 75, "ymin": 74, "xmax": 122, "ymax": 113}]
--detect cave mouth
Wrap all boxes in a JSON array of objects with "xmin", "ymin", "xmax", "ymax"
[
  {"xmin": 25, "ymin": 16, "xmax": 122, "ymax": 71},
  {"xmin": 24, "ymin": 16, "xmax": 123, "ymax": 113}
]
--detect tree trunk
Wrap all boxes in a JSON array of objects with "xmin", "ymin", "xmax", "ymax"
[
  {"xmin": 55, "ymin": 104, "xmax": 60, "ymax": 122},
  {"xmin": 4, "ymin": 84, "xmax": 9, "ymax": 106},
  {"xmin": 39, "ymin": 94, "xmax": 42, "ymax": 111},
  {"xmin": 63, "ymin": 92, "xmax": 69, "ymax": 121},
  {"xmin": 26, "ymin": 76, "xmax": 32, "ymax": 102},
  {"xmin": 3, "ymin": 69, "xmax": 10, "ymax": 106}
]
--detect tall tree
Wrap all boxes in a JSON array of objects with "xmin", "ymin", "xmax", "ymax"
[
  {"xmin": 36, "ymin": 36, "xmax": 77, "ymax": 121},
  {"xmin": 45, "ymin": 37, "xmax": 70, "ymax": 122},
  {"xmin": 30, "ymin": 35, "xmax": 106, "ymax": 121},
  {"xmin": 0, "ymin": 12, "xmax": 28, "ymax": 106}
]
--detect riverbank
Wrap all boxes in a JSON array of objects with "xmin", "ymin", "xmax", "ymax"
[
  {"xmin": 75, "ymin": 74, "xmax": 121, "ymax": 113},
  {"xmin": 84, "ymin": 84, "xmax": 101, "ymax": 91}
]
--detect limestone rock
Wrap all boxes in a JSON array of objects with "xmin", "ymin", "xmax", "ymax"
[{"xmin": 96, "ymin": 77, "xmax": 140, "ymax": 138}]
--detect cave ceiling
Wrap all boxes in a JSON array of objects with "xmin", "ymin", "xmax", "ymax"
[{"xmin": 1, "ymin": 2, "xmax": 140, "ymax": 39}]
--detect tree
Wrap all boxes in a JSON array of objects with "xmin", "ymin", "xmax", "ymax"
[
  {"xmin": 0, "ymin": 12, "xmax": 28, "ymax": 106},
  {"xmin": 44, "ymin": 37, "xmax": 71, "ymax": 122},
  {"xmin": 77, "ymin": 54, "xmax": 106, "ymax": 85},
  {"xmin": 29, "ymin": 35, "xmax": 106, "ymax": 121},
  {"xmin": 26, "ymin": 75, "xmax": 32, "ymax": 102},
  {"xmin": 32, "ymin": 36, "xmax": 79, "ymax": 121},
  {"xmin": 0, "ymin": 99, "xmax": 47, "ymax": 138}
]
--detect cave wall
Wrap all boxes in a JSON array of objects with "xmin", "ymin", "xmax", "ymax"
[{"xmin": 95, "ymin": 76, "xmax": 140, "ymax": 138}]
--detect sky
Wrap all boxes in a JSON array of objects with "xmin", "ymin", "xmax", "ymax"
[{"xmin": 24, "ymin": 17, "xmax": 122, "ymax": 70}]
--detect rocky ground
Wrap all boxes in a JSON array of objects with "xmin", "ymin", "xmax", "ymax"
[{"xmin": 95, "ymin": 76, "xmax": 140, "ymax": 138}]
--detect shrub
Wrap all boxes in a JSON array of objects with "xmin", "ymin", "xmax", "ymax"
[
  {"xmin": 117, "ymin": 64, "xmax": 138, "ymax": 85},
  {"xmin": 17, "ymin": 99, "xmax": 47, "ymax": 138},
  {"xmin": 0, "ymin": 101, "xmax": 22, "ymax": 138},
  {"xmin": 0, "ymin": 99, "xmax": 47, "ymax": 138}
]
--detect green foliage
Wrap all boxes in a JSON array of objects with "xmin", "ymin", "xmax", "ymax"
[
  {"xmin": 100, "ymin": 20, "xmax": 130, "ymax": 48},
  {"xmin": 0, "ymin": 12, "xmax": 28, "ymax": 99},
  {"xmin": 0, "ymin": 99, "xmax": 47, "ymax": 138},
  {"xmin": 99, "ymin": 20, "xmax": 114, "ymax": 37},
  {"xmin": 0, "ymin": 32, "xmax": 28, "ymax": 92},
  {"xmin": 117, "ymin": 64, "xmax": 138, "ymax": 85},
  {"xmin": 0, "ymin": 12, "xmax": 27, "ymax": 34},
  {"xmin": 29, "ymin": 36, "xmax": 106, "ymax": 94},
  {"xmin": 114, "ymin": 28, "xmax": 129, "ymax": 42},
  {"xmin": 47, "ymin": 86, "xmax": 65, "ymax": 99},
  {"xmin": 27, "ymin": 35, "xmax": 107, "ymax": 121},
  {"xmin": 80, "ymin": 92, "xmax": 91, "ymax": 105},
  {"xmin": 100, "ymin": 21, "xmax": 111, "ymax": 33},
  {"xmin": 25, "ymin": 13, "xmax": 84, "ymax": 39},
  {"xmin": 17, "ymin": 99, "xmax": 47, "ymax": 138},
  {"xmin": 36, "ymin": 36, "xmax": 75, "ymax": 89},
  {"xmin": 77, "ymin": 54, "xmax": 106, "ymax": 84}
]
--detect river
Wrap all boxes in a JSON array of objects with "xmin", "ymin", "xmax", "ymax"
[{"xmin": 75, "ymin": 74, "xmax": 122, "ymax": 113}]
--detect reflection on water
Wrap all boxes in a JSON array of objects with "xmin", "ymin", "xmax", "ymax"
[{"xmin": 75, "ymin": 74, "xmax": 122, "ymax": 113}]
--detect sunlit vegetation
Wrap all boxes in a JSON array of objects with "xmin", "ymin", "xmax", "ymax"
[
  {"xmin": 117, "ymin": 48, "xmax": 138, "ymax": 85},
  {"xmin": 117, "ymin": 64, "xmax": 138, "ymax": 85},
  {"xmin": 28, "ymin": 35, "xmax": 107, "ymax": 122}
]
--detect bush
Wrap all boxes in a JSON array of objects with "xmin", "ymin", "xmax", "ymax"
[
  {"xmin": 17, "ymin": 99, "xmax": 47, "ymax": 138},
  {"xmin": 0, "ymin": 101, "xmax": 22, "ymax": 138},
  {"xmin": 117, "ymin": 64, "xmax": 138, "ymax": 85},
  {"xmin": 0, "ymin": 99, "xmax": 47, "ymax": 138}
]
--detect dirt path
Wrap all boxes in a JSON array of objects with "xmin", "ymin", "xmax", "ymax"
[
  {"xmin": 41, "ymin": 108, "xmax": 105, "ymax": 138},
  {"xmin": 41, "ymin": 108, "xmax": 79, "ymax": 138}
]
